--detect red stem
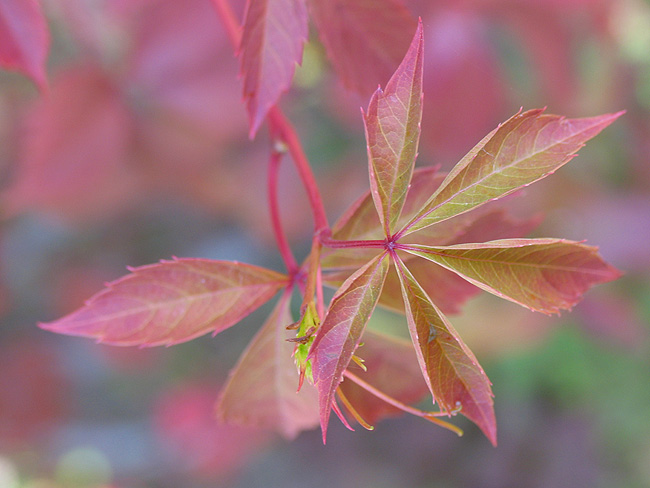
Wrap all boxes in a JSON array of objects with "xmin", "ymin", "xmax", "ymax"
[
  {"xmin": 210, "ymin": 0, "xmax": 241, "ymax": 48},
  {"xmin": 268, "ymin": 108, "xmax": 329, "ymax": 233},
  {"xmin": 321, "ymin": 236, "xmax": 387, "ymax": 249},
  {"xmin": 268, "ymin": 150, "xmax": 299, "ymax": 274},
  {"xmin": 212, "ymin": 0, "xmax": 329, "ymax": 235}
]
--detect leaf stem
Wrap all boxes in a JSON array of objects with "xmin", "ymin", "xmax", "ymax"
[
  {"xmin": 268, "ymin": 149, "xmax": 299, "ymax": 274},
  {"xmin": 343, "ymin": 370, "xmax": 464, "ymax": 437},
  {"xmin": 268, "ymin": 108, "xmax": 329, "ymax": 233},
  {"xmin": 320, "ymin": 236, "xmax": 387, "ymax": 249},
  {"xmin": 212, "ymin": 0, "xmax": 329, "ymax": 235},
  {"xmin": 210, "ymin": 0, "xmax": 241, "ymax": 48}
]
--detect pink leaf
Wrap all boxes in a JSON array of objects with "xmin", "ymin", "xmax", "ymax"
[
  {"xmin": 310, "ymin": 253, "xmax": 389, "ymax": 441},
  {"xmin": 405, "ymin": 239, "xmax": 622, "ymax": 315},
  {"xmin": 394, "ymin": 255, "xmax": 496, "ymax": 445},
  {"xmin": 401, "ymin": 109, "xmax": 624, "ymax": 236},
  {"xmin": 217, "ymin": 292, "xmax": 319, "ymax": 439},
  {"xmin": 0, "ymin": 0, "xmax": 49, "ymax": 90},
  {"xmin": 239, "ymin": 0, "xmax": 308, "ymax": 136},
  {"xmin": 309, "ymin": 0, "xmax": 416, "ymax": 95},
  {"xmin": 365, "ymin": 21, "xmax": 423, "ymax": 235},
  {"xmin": 39, "ymin": 259, "xmax": 288, "ymax": 346},
  {"xmin": 3, "ymin": 65, "xmax": 135, "ymax": 222}
]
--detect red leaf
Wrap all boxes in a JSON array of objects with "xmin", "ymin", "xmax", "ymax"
[
  {"xmin": 402, "ymin": 109, "xmax": 624, "ymax": 236},
  {"xmin": 309, "ymin": 0, "xmax": 417, "ymax": 95},
  {"xmin": 365, "ymin": 21, "xmax": 423, "ymax": 235},
  {"xmin": 0, "ymin": 0, "xmax": 49, "ymax": 90},
  {"xmin": 3, "ymin": 65, "xmax": 135, "ymax": 222},
  {"xmin": 394, "ymin": 255, "xmax": 496, "ymax": 445},
  {"xmin": 406, "ymin": 239, "xmax": 622, "ymax": 315},
  {"xmin": 39, "ymin": 259, "xmax": 288, "ymax": 346},
  {"xmin": 154, "ymin": 382, "xmax": 269, "ymax": 479},
  {"xmin": 338, "ymin": 330, "xmax": 429, "ymax": 425},
  {"xmin": 310, "ymin": 253, "xmax": 389, "ymax": 441},
  {"xmin": 239, "ymin": 0, "xmax": 308, "ymax": 136},
  {"xmin": 217, "ymin": 292, "xmax": 319, "ymax": 439}
]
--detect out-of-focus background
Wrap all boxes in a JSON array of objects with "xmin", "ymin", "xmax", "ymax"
[{"xmin": 1, "ymin": 0, "xmax": 649, "ymax": 487}]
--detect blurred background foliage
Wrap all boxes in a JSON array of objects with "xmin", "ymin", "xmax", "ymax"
[{"xmin": 1, "ymin": 0, "xmax": 649, "ymax": 487}]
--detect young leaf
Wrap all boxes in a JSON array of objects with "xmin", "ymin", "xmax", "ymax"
[
  {"xmin": 309, "ymin": 0, "xmax": 416, "ymax": 95},
  {"xmin": 310, "ymin": 253, "xmax": 389, "ymax": 441},
  {"xmin": 239, "ymin": 0, "xmax": 308, "ymax": 136},
  {"xmin": 401, "ymin": 109, "xmax": 624, "ymax": 236},
  {"xmin": 405, "ymin": 239, "xmax": 622, "ymax": 315},
  {"xmin": 365, "ymin": 20, "xmax": 423, "ymax": 235},
  {"xmin": 0, "ymin": 0, "xmax": 49, "ymax": 90},
  {"xmin": 39, "ymin": 259, "xmax": 288, "ymax": 346},
  {"xmin": 217, "ymin": 292, "xmax": 319, "ymax": 439},
  {"xmin": 394, "ymin": 255, "xmax": 496, "ymax": 445}
]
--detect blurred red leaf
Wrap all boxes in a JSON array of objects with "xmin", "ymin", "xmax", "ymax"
[
  {"xmin": 239, "ymin": 0, "xmax": 308, "ymax": 136},
  {"xmin": 365, "ymin": 21, "xmax": 423, "ymax": 235},
  {"xmin": 154, "ymin": 382, "xmax": 269, "ymax": 478},
  {"xmin": 310, "ymin": 253, "xmax": 389, "ymax": 441},
  {"xmin": 39, "ymin": 258, "xmax": 288, "ymax": 346},
  {"xmin": 217, "ymin": 292, "xmax": 319, "ymax": 439},
  {"xmin": 0, "ymin": 340, "xmax": 69, "ymax": 448},
  {"xmin": 394, "ymin": 255, "xmax": 496, "ymax": 445},
  {"xmin": 309, "ymin": 0, "xmax": 416, "ymax": 95},
  {"xmin": 3, "ymin": 65, "xmax": 136, "ymax": 221},
  {"xmin": 0, "ymin": 0, "xmax": 49, "ymax": 90}
]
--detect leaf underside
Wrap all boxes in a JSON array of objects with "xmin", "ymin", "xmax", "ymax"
[
  {"xmin": 39, "ymin": 258, "xmax": 288, "ymax": 346},
  {"xmin": 217, "ymin": 292, "xmax": 319, "ymax": 439}
]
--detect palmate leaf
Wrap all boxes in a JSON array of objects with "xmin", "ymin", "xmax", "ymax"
[
  {"xmin": 239, "ymin": 0, "xmax": 308, "ymax": 136},
  {"xmin": 405, "ymin": 239, "xmax": 622, "ymax": 315},
  {"xmin": 39, "ymin": 259, "xmax": 288, "ymax": 346},
  {"xmin": 394, "ymin": 255, "xmax": 496, "ymax": 445},
  {"xmin": 217, "ymin": 292, "xmax": 319, "ymax": 439},
  {"xmin": 400, "ymin": 109, "xmax": 624, "ymax": 236},
  {"xmin": 308, "ymin": 0, "xmax": 416, "ymax": 96},
  {"xmin": 365, "ymin": 20, "xmax": 423, "ymax": 235},
  {"xmin": 0, "ymin": 0, "xmax": 49, "ymax": 90},
  {"xmin": 309, "ymin": 253, "xmax": 389, "ymax": 441}
]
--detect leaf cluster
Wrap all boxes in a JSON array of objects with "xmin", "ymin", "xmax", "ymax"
[{"xmin": 39, "ymin": 20, "xmax": 621, "ymax": 445}]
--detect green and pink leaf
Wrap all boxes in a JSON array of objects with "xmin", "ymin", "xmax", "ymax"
[
  {"xmin": 405, "ymin": 239, "xmax": 622, "ymax": 315},
  {"xmin": 394, "ymin": 255, "xmax": 496, "ymax": 445},
  {"xmin": 401, "ymin": 109, "xmax": 624, "ymax": 236},
  {"xmin": 364, "ymin": 20, "xmax": 423, "ymax": 234}
]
